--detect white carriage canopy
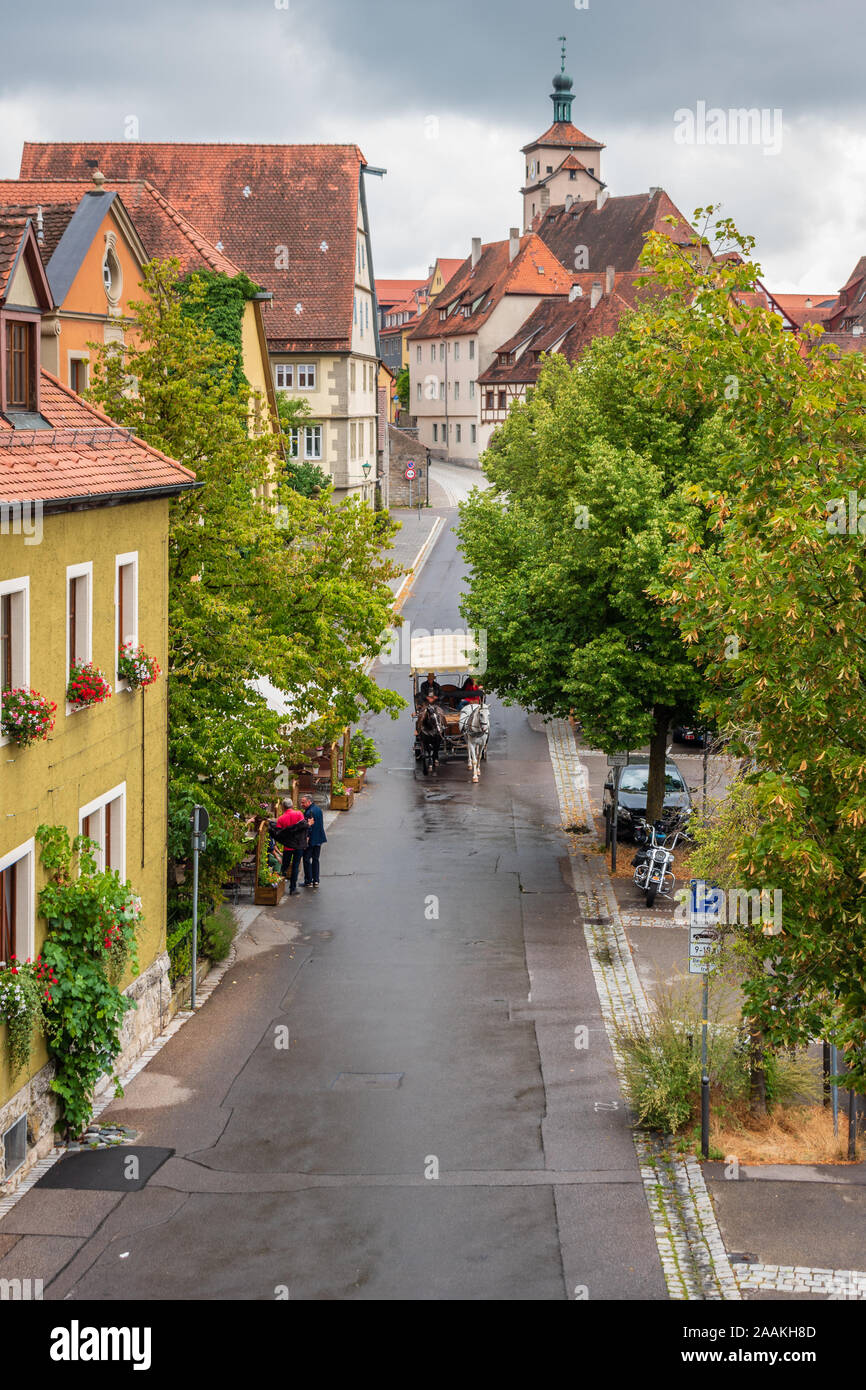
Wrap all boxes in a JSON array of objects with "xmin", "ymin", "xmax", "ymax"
[{"xmin": 409, "ymin": 632, "xmax": 483, "ymax": 677}]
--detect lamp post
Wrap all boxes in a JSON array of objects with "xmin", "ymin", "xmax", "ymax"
[{"xmin": 362, "ymin": 460, "xmax": 371, "ymax": 499}]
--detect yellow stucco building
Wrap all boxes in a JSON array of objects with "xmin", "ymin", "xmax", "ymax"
[{"xmin": 0, "ymin": 213, "xmax": 197, "ymax": 1183}]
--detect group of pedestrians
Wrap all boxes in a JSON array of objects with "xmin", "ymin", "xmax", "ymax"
[{"xmin": 273, "ymin": 794, "xmax": 327, "ymax": 896}]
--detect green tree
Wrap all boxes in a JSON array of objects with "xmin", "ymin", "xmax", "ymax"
[
  {"xmin": 275, "ymin": 392, "xmax": 329, "ymax": 496},
  {"xmin": 87, "ymin": 261, "xmax": 404, "ymax": 906},
  {"xmin": 636, "ymin": 210, "xmax": 866, "ymax": 1089},
  {"xmin": 395, "ymin": 366, "xmax": 410, "ymax": 412},
  {"xmin": 457, "ymin": 329, "xmax": 708, "ymax": 821}
]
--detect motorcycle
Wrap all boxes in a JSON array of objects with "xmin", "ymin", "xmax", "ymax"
[{"xmin": 631, "ymin": 816, "xmax": 689, "ymax": 907}]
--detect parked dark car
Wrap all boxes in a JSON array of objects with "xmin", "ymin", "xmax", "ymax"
[
  {"xmin": 602, "ymin": 757, "xmax": 693, "ymax": 840},
  {"xmin": 672, "ymin": 724, "xmax": 709, "ymax": 748}
]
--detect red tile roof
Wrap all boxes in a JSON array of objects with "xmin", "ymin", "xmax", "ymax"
[
  {"xmin": 433, "ymin": 258, "xmax": 463, "ymax": 283},
  {"xmin": 522, "ymin": 122, "xmax": 604, "ymax": 153},
  {"xmin": 376, "ymin": 278, "xmax": 425, "ymax": 305},
  {"xmin": 771, "ymin": 292, "xmax": 837, "ymax": 327},
  {"xmin": 21, "ymin": 143, "xmax": 367, "ymax": 352},
  {"xmin": 533, "ymin": 190, "xmax": 697, "ymax": 274},
  {"xmin": 477, "ymin": 275, "xmax": 664, "ymax": 385},
  {"xmin": 0, "ymin": 199, "xmax": 78, "ymax": 264},
  {"xmin": 0, "ymin": 372, "xmax": 196, "ymax": 506},
  {"xmin": 409, "ymin": 234, "xmax": 574, "ymax": 341}
]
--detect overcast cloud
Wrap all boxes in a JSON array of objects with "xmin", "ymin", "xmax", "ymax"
[{"xmin": 1, "ymin": 0, "xmax": 863, "ymax": 290}]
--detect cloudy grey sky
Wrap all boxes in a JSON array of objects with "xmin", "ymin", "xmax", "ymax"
[{"xmin": 2, "ymin": 0, "xmax": 863, "ymax": 290}]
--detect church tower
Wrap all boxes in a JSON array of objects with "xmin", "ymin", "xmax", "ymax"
[{"xmin": 521, "ymin": 38, "xmax": 605, "ymax": 231}]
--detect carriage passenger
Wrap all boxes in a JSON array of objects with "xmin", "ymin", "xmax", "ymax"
[{"xmin": 458, "ymin": 675, "xmax": 483, "ymax": 710}]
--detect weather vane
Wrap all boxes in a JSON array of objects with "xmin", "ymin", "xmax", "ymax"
[{"xmin": 558, "ymin": 36, "xmax": 567, "ymax": 72}]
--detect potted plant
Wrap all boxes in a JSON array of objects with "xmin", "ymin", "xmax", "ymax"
[
  {"xmin": 0, "ymin": 688, "xmax": 57, "ymax": 746},
  {"xmin": 117, "ymin": 642, "xmax": 161, "ymax": 690},
  {"xmin": 343, "ymin": 765, "xmax": 365, "ymax": 792},
  {"xmin": 349, "ymin": 732, "xmax": 380, "ymax": 772},
  {"xmin": 254, "ymin": 864, "xmax": 285, "ymax": 906},
  {"xmin": 330, "ymin": 780, "xmax": 354, "ymax": 811},
  {"xmin": 0, "ymin": 956, "xmax": 57, "ymax": 1077},
  {"xmin": 67, "ymin": 662, "xmax": 112, "ymax": 710}
]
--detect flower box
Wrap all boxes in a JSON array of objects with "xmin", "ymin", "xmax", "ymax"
[
  {"xmin": 0, "ymin": 688, "xmax": 57, "ymax": 746},
  {"xmin": 254, "ymin": 877, "xmax": 285, "ymax": 906},
  {"xmin": 117, "ymin": 642, "xmax": 161, "ymax": 690},
  {"xmin": 330, "ymin": 788, "xmax": 354, "ymax": 811},
  {"xmin": 67, "ymin": 663, "xmax": 112, "ymax": 710},
  {"xmin": 344, "ymin": 770, "xmax": 366, "ymax": 792}
]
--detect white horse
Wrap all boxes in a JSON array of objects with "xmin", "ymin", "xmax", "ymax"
[{"xmin": 459, "ymin": 701, "xmax": 490, "ymax": 783}]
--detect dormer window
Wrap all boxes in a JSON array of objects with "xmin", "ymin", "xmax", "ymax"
[
  {"xmin": 102, "ymin": 238, "xmax": 122, "ymax": 309},
  {"xmin": 5, "ymin": 321, "xmax": 37, "ymax": 411}
]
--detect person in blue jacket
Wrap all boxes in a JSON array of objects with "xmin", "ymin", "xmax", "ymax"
[{"xmin": 300, "ymin": 794, "xmax": 327, "ymax": 888}]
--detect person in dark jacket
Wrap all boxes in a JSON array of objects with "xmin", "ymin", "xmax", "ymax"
[
  {"xmin": 274, "ymin": 799, "xmax": 307, "ymax": 896},
  {"xmin": 300, "ymin": 794, "xmax": 327, "ymax": 888}
]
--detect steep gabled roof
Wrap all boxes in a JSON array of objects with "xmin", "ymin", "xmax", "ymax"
[
  {"xmin": 0, "ymin": 214, "xmax": 54, "ymax": 309},
  {"xmin": 21, "ymin": 142, "xmax": 368, "ymax": 352},
  {"xmin": 408, "ymin": 234, "xmax": 573, "ymax": 341},
  {"xmin": 534, "ymin": 190, "xmax": 697, "ymax": 274},
  {"xmin": 477, "ymin": 274, "xmax": 664, "ymax": 385},
  {"xmin": 0, "ymin": 371, "xmax": 196, "ymax": 506},
  {"xmin": 522, "ymin": 122, "xmax": 604, "ymax": 153},
  {"xmin": 376, "ymin": 278, "xmax": 425, "ymax": 306},
  {"xmin": 770, "ymin": 292, "xmax": 837, "ymax": 328},
  {"xmin": 522, "ymin": 151, "xmax": 604, "ymax": 195}
]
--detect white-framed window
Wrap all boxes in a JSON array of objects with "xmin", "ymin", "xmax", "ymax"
[
  {"xmin": 0, "ymin": 838, "xmax": 35, "ymax": 966},
  {"xmin": 274, "ymin": 363, "xmax": 293, "ymax": 390},
  {"xmin": 66, "ymin": 562, "xmax": 92, "ymax": 677},
  {"xmin": 455, "ymin": 424, "xmax": 462, "ymax": 443},
  {"xmin": 433, "ymin": 424, "xmax": 438, "ymax": 443},
  {"xmin": 0, "ymin": 576, "xmax": 29, "ymax": 743},
  {"xmin": 350, "ymin": 423, "xmax": 356, "ymax": 461},
  {"xmin": 454, "ymin": 342, "xmax": 460, "ymax": 361},
  {"xmin": 286, "ymin": 428, "xmax": 300, "ymax": 459},
  {"xmin": 297, "ymin": 364, "xmax": 316, "ymax": 390},
  {"xmin": 469, "ymin": 380, "xmax": 475, "ymax": 400},
  {"xmin": 454, "ymin": 381, "xmax": 460, "ymax": 400},
  {"xmin": 369, "ymin": 421, "xmax": 375, "ymax": 453},
  {"xmin": 304, "ymin": 425, "xmax": 322, "ymax": 460},
  {"xmin": 365, "ymin": 302, "xmax": 370, "ymax": 331},
  {"xmin": 439, "ymin": 381, "xmax": 445, "ymax": 401},
  {"xmin": 471, "ymin": 424, "xmax": 477, "ymax": 444},
  {"xmin": 115, "ymin": 552, "xmax": 138, "ymax": 685},
  {"xmin": 79, "ymin": 783, "xmax": 126, "ymax": 877},
  {"xmin": 350, "ymin": 361, "xmax": 356, "ymax": 391},
  {"xmin": 439, "ymin": 343, "xmax": 445, "ymax": 362},
  {"xmin": 416, "ymin": 382, "xmax": 421, "ymax": 401},
  {"xmin": 353, "ymin": 295, "xmax": 357, "ymax": 325},
  {"xmin": 469, "ymin": 340, "xmax": 475, "ymax": 360},
  {"xmin": 430, "ymin": 345, "xmax": 435, "ymax": 363},
  {"xmin": 416, "ymin": 346, "xmax": 421, "ymax": 363}
]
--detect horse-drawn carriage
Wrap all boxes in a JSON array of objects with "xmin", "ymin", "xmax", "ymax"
[{"xmin": 410, "ymin": 632, "xmax": 489, "ymax": 780}]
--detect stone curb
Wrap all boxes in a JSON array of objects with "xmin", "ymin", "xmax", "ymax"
[{"xmin": 544, "ymin": 717, "xmax": 741, "ymax": 1301}]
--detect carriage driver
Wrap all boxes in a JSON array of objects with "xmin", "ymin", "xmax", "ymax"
[{"xmin": 418, "ymin": 670, "xmax": 441, "ymax": 704}]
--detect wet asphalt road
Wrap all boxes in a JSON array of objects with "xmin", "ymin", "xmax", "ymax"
[{"xmin": 33, "ymin": 510, "xmax": 667, "ymax": 1302}]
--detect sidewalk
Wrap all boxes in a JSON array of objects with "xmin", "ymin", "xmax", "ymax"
[{"xmin": 545, "ymin": 717, "xmax": 866, "ymax": 1300}]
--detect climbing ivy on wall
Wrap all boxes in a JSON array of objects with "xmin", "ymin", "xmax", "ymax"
[{"xmin": 177, "ymin": 269, "xmax": 262, "ymax": 396}]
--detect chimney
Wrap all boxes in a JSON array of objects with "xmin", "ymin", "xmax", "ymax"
[
  {"xmin": 649, "ymin": 186, "xmax": 662, "ymax": 198},
  {"xmin": 428, "ymin": 264, "xmax": 434, "ymax": 279},
  {"xmin": 509, "ymin": 227, "xmax": 520, "ymax": 263},
  {"xmin": 569, "ymin": 283, "xmax": 582, "ymax": 302},
  {"xmin": 35, "ymin": 205, "xmax": 44, "ymax": 244},
  {"xmin": 565, "ymin": 193, "xmax": 574, "ymax": 211},
  {"xmin": 605, "ymin": 265, "xmax": 615, "ymax": 296},
  {"xmin": 590, "ymin": 281, "xmax": 602, "ymax": 309},
  {"xmin": 596, "ymin": 188, "xmax": 609, "ymax": 210},
  {"xmin": 471, "ymin": 237, "xmax": 482, "ymax": 269}
]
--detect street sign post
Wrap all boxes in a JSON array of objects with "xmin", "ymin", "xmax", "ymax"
[
  {"xmin": 189, "ymin": 805, "xmax": 210, "ymax": 1008},
  {"xmin": 607, "ymin": 753, "xmax": 628, "ymax": 870},
  {"xmin": 689, "ymin": 879, "xmax": 722, "ymax": 1158}
]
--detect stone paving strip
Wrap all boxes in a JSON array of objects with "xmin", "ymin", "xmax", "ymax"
[
  {"xmin": 542, "ymin": 715, "xmax": 741, "ymax": 1301},
  {"xmin": 732, "ymin": 1263, "xmax": 866, "ymax": 1299}
]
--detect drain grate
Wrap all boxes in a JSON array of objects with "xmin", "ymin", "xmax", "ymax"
[{"xmin": 329, "ymin": 1073, "xmax": 404, "ymax": 1091}]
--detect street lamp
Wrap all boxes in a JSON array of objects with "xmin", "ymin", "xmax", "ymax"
[{"xmin": 361, "ymin": 461, "xmax": 371, "ymax": 478}]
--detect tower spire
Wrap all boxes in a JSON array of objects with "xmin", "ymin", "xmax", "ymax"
[{"xmin": 550, "ymin": 37, "xmax": 574, "ymax": 124}]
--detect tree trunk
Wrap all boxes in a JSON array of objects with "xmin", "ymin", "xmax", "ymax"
[
  {"xmin": 749, "ymin": 1025, "xmax": 768, "ymax": 1117},
  {"xmin": 644, "ymin": 709, "xmax": 671, "ymax": 824}
]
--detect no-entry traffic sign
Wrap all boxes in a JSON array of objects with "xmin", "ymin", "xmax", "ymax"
[{"xmin": 405, "ymin": 464, "xmax": 416, "ymax": 480}]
